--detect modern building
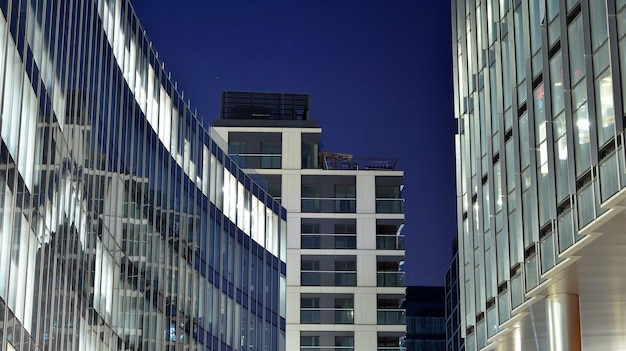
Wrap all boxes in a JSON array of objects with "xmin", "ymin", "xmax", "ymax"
[
  {"xmin": 213, "ymin": 91, "xmax": 407, "ymax": 351},
  {"xmin": 0, "ymin": 1, "xmax": 286, "ymax": 350},
  {"xmin": 444, "ymin": 238, "xmax": 464, "ymax": 351},
  {"xmin": 453, "ymin": 0, "xmax": 626, "ymax": 350},
  {"xmin": 404, "ymin": 286, "xmax": 446, "ymax": 351}
]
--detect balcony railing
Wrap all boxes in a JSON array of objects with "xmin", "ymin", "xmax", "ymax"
[
  {"xmin": 302, "ymin": 233, "xmax": 357, "ymax": 249},
  {"xmin": 301, "ymin": 271, "xmax": 357, "ymax": 286},
  {"xmin": 377, "ymin": 272, "xmax": 405, "ymax": 287},
  {"xmin": 301, "ymin": 348, "xmax": 354, "ymax": 351},
  {"xmin": 301, "ymin": 198, "xmax": 356, "ymax": 213},
  {"xmin": 228, "ymin": 153, "xmax": 282, "ymax": 169},
  {"xmin": 321, "ymin": 152, "xmax": 398, "ymax": 171},
  {"xmin": 377, "ymin": 309, "xmax": 406, "ymax": 325},
  {"xmin": 375, "ymin": 199, "xmax": 404, "ymax": 213},
  {"xmin": 376, "ymin": 235, "xmax": 405, "ymax": 250},
  {"xmin": 300, "ymin": 308, "xmax": 354, "ymax": 324},
  {"xmin": 377, "ymin": 347, "xmax": 407, "ymax": 351}
]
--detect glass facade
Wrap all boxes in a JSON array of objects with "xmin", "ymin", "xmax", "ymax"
[
  {"xmin": 453, "ymin": 0, "xmax": 626, "ymax": 349},
  {"xmin": 0, "ymin": 1, "xmax": 286, "ymax": 350}
]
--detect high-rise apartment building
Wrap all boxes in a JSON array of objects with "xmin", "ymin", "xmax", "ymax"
[
  {"xmin": 453, "ymin": 0, "xmax": 626, "ymax": 350},
  {"xmin": 213, "ymin": 91, "xmax": 406, "ymax": 351},
  {"xmin": 0, "ymin": 1, "xmax": 286, "ymax": 350}
]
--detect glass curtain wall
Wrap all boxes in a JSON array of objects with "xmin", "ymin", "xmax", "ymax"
[
  {"xmin": 453, "ymin": 0, "xmax": 626, "ymax": 350},
  {"xmin": 0, "ymin": 0, "xmax": 286, "ymax": 350}
]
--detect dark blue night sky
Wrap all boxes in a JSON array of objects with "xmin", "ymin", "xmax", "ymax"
[{"xmin": 132, "ymin": 0, "xmax": 456, "ymax": 286}]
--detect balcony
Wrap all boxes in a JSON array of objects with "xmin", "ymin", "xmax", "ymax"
[
  {"xmin": 228, "ymin": 153, "xmax": 282, "ymax": 169},
  {"xmin": 377, "ymin": 272, "xmax": 405, "ymax": 287},
  {"xmin": 375, "ymin": 199, "xmax": 404, "ymax": 214},
  {"xmin": 376, "ymin": 235, "xmax": 405, "ymax": 250},
  {"xmin": 377, "ymin": 309, "xmax": 406, "ymax": 325},
  {"xmin": 302, "ymin": 271, "xmax": 357, "ymax": 286},
  {"xmin": 302, "ymin": 234, "xmax": 357, "ymax": 249},
  {"xmin": 300, "ymin": 308, "xmax": 354, "ymax": 324},
  {"xmin": 301, "ymin": 198, "xmax": 356, "ymax": 213}
]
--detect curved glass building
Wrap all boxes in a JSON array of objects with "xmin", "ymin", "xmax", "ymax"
[
  {"xmin": 453, "ymin": 0, "xmax": 626, "ymax": 350},
  {"xmin": 0, "ymin": 0, "xmax": 286, "ymax": 350}
]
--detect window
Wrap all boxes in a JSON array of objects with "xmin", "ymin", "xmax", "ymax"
[
  {"xmin": 334, "ymin": 184, "xmax": 356, "ymax": 213},
  {"xmin": 302, "ymin": 143, "xmax": 318, "ymax": 169},
  {"xmin": 301, "ymin": 222, "xmax": 321, "ymax": 249},
  {"xmin": 301, "ymin": 335, "xmax": 320, "ymax": 347},
  {"xmin": 335, "ymin": 260, "xmax": 357, "ymax": 286},
  {"xmin": 301, "ymin": 260, "xmax": 320, "ymax": 286},
  {"xmin": 260, "ymin": 142, "xmax": 281, "ymax": 169},
  {"xmin": 375, "ymin": 185, "xmax": 403, "ymax": 213},
  {"xmin": 334, "ymin": 223, "xmax": 356, "ymax": 249},
  {"xmin": 301, "ymin": 294, "xmax": 354, "ymax": 325},
  {"xmin": 376, "ymin": 220, "xmax": 404, "ymax": 250},
  {"xmin": 301, "ymin": 219, "xmax": 356, "ymax": 249},
  {"xmin": 335, "ymin": 336, "xmax": 354, "ymax": 348},
  {"xmin": 300, "ymin": 297, "xmax": 321, "ymax": 324},
  {"xmin": 228, "ymin": 141, "xmax": 246, "ymax": 155},
  {"xmin": 301, "ymin": 184, "xmax": 320, "ymax": 212}
]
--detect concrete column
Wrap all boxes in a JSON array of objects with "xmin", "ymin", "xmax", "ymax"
[{"xmin": 546, "ymin": 293, "xmax": 582, "ymax": 351}]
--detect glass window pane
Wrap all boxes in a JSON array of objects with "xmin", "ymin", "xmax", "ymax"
[
  {"xmin": 568, "ymin": 16, "xmax": 585, "ymax": 86},
  {"xmin": 595, "ymin": 69, "xmax": 615, "ymax": 145}
]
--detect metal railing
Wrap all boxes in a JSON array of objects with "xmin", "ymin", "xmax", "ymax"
[{"xmin": 321, "ymin": 152, "xmax": 398, "ymax": 171}]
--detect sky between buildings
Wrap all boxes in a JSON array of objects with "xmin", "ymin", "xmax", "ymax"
[{"xmin": 132, "ymin": 0, "xmax": 456, "ymax": 286}]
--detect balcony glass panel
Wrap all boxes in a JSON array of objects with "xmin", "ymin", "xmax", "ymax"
[
  {"xmin": 377, "ymin": 309, "xmax": 406, "ymax": 325},
  {"xmin": 302, "ymin": 199, "xmax": 321, "ymax": 212},
  {"xmin": 600, "ymin": 151, "xmax": 619, "ymax": 202},
  {"xmin": 301, "ymin": 272, "xmax": 356, "ymax": 286},
  {"xmin": 377, "ymin": 272, "xmax": 405, "ymax": 287},
  {"xmin": 300, "ymin": 310, "xmax": 320, "ymax": 324},
  {"xmin": 301, "ymin": 272, "xmax": 320, "ymax": 286},
  {"xmin": 302, "ymin": 196, "xmax": 356, "ymax": 213},
  {"xmin": 302, "ymin": 234, "xmax": 357, "ymax": 249},
  {"xmin": 376, "ymin": 199, "xmax": 404, "ymax": 214},
  {"xmin": 376, "ymin": 235, "xmax": 405, "ymax": 250},
  {"xmin": 299, "ymin": 309, "xmax": 354, "ymax": 324},
  {"xmin": 302, "ymin": 198, "xmax": 356, "ymax": 213},
  {"xmin": 335, "ymin": 199, "xmax": 356, "ymax": 213}
]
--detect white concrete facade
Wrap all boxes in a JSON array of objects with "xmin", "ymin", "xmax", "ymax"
[{"xmin": 214, "ymin": 124, "xmax": 406, "ymax": 351}]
